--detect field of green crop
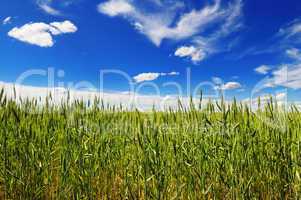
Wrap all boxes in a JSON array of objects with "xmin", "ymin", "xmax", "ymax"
[{"xmin": 0, "ymin": 89, "xmax": 301, "ymax": 199}]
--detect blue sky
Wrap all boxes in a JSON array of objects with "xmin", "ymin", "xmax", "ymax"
[{"xmin": 1, "ymin": 0, "xmax": 301, "ymax": 102}]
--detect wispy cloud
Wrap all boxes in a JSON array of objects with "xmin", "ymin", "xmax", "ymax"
[
  {"xmin": 261, "ymin": 25, "xmax": 301, "ymax": 90},
  {"xmin": 286, "ymin": 48, "xmax": 301, "ymax": 61},
  {"xmin": 133, "ymin": 71, "xmax": 179, "ymax": 83},
  {"xmin": 277, "ymin": 19, "xmax": 301, "ymax": 41},
  {"xmin": 257, "ymin": 47, "xmax": 301, "ymax": 90},
  {"xmin": 8, "ymin": 21, "xmax": 77, "ymax": 47},
  {"xmin": 37, "ymin": 0, "xmax": 62, "ymax": 16},
  {"xmin": 2, "ymin": 16, "xmax": 12, "ymax": 25},
  {"xmin": 97, "ymin": 0, "xmax": 243, "ymax": 63},
  {"xmin": 240, "ymin": 18, "xmax": 301, "ymax": 59},
  {"xmin": 254, "ymin": 65, "xmax": 271, "ymax": 75},
  {"xmin": 39, "ymin": 3, "xmax": 62, "ymax": 16},
  {"xmin": 37, "ymin": 0, "xmax": 79, "ymax": 16},
  {"xmin": 98, "ymin": 0, "xmax": 202, "ymax": 46},
  {"xmin": 176, "ymin": 0, "xmax": 244, "ymax": 62},
  {"xmin": 265, "ymin": 64, "xmax": 301, "ymax": 90}
]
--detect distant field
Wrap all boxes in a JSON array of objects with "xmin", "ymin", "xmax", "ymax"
[{"xmin": 0, "ymin": 90, "xmax": 301, "ymax": 199}]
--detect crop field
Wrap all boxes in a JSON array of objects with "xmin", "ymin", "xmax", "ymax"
[{"xmin": 0, "ymin": 89, "xmax": 301, "ymax": 199}]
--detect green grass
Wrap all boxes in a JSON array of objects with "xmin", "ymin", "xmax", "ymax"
[{"xmin": 0, "ymin": 89, "xmax": 301, "ymax": 199}]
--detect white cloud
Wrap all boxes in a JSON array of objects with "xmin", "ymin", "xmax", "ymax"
[
  {"xmin": 173, "ymin": 0, "xmax": 243, "ymax": 63},
  {"xmin": 157, "ymin": 1, "xmax": 222, "ymax": 43},
  {"xmin": 175, "ymin": 46, "xmax": 196, "ymax": 57},
  {"xmin": 97, "ymin": 0, "xmax": 223, "ymax": 46},
  {"xmin": 275, "ymin": 92, "xmax": 287, "ymax": 101},
  {"xmin": 133, "ymin": 73, "xmax": 161, "ymax": 83},
  {"xmin": 97, "ymin": 0, "xmax": 135, "ymax": 17},
  {"xmin": 278, "ymin": 20, "xmax": 301, "ymax": 39},
  {"xmin": 97, "ymin": 0, "xmax": 243, "ymax": 62},
  {"xmin": 39, "ymin": 3, "xmax": 62, "ymax": 16},
  {"xmin": 216, "ymin": 0, "xmax": 243, "ymax": 37},
  {"xmin": 265, "ymin": 65, "xmax": 301, "ymax": 89},
  {"xmin": 232, "ymin": 18, "xmax": 301, "ymax": 60},
  {"xmin": 286, "ymin": 48, "xmax": 301, "ymax": 60},
  {"xmin": 252, "ymin": 20, "xmax": 301, "ymax": 90},
  {"xmin": 50, "ymin": 21, "xmax": 78, "ymax": 34},
  {"xmin": 222, "ymin": 82, "xmax": 242, "ymax": 90},
  {"xmin": 168, "ymin": 71, "xmax": 179, "ymax": 76},
  {"xmin": 247, "ymin": 92, "xmax": 287, "ymax": 107},
  {"xmin": 36, "ymin": 0, "xmax": 65, "ymax": 16},
  {"xmin": 212, "ymin": 77, "xmax": 242, "ymax": 91},
  {"xmin": 8, "ymin": 21, "xmax": 77, "ymax": 47},
  {"xmin": 212, "ymin": 77, "xmax": 223, "ymax": 85},
  {"xmin": 0, "ymin": 81, "xmax": 208, "ymax": 111},
  {"xmin": 255, "ymin": 65, "xmax": 271, "ymax": 75},
  {"xmin": 174, "ymin": 46, "xmax": 207, "ymax": 62},
  {"xmin": 133, "ymin": 71, "xmax": 179, "ymax": 83},
  {"xmin": 217, "ymin": 81, "xmax": 242, "ymax": 90},
  {"xmin": 2, "ymin": 16, "xmax": 12, "ymax": 25},
  {"xmin": 8, "ymin": 23, "xmax": 55, "ymax": 47},
  {"xmin": 37, "ymin": 0, "xmax": 78, "ymax": 15}
]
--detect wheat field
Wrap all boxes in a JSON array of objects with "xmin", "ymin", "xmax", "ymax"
[{"xmin": 0, "ymin": 89, "xmax": 301, "ymax": 199}]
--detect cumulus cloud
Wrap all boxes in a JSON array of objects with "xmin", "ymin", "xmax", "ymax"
[
  {"xmin": 133, "ymin": 73, "xmax": 161, "ymax": 83},
  {"xmin": 8, "ymin": 21, "xmax": 77, "ymax": 47},
  {"xmin": 220, "ymin": 82, "xmax": 242, "ymax": 90},
  {"xmin": 174, "ymin": 46, "xmax": 207, "ymax": 62},
  {"xmin": 97, "ymin": 0, "xmax": 135, "ymax": 17},
  {"xmin": 97, "ymin": 0, "xmax": 243, "ymax": 63},
  {"xmin": 8, "ymin": 23, "xmax": 55, "ymax": 47},
  {"xmin": 133, "ymin": 71, "xmax": 179, "ymax": 83},
  {"xmin": 50, "ymin": 21, "xmax": 78, "ymax": 34},
  {"xmin": 212, "ymin": 77, "xmax": 242, "ymax": 91},
  {"xmin": 2, "ymin": 16, "xmax": 12, "ymax": 25},
  {"xmin": 255, "ymin": 65, "xmax": 271, "ymax": 75}
]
